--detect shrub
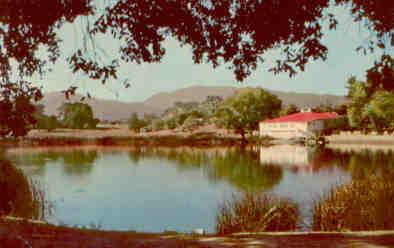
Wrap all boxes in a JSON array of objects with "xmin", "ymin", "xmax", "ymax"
[
  {"xmin": 313, "ymin": 178, "xmax": 394, "ymax": 231},
  {"xmin": 181, "ymin": 116, "xmax": 204, "ymax": 131},
  {"xmin": 324, "ymin": 116, "xmax": 350, "ymax": 135},
  {"xmin": 0, "ymin": 159, "xmax": 46, "ymax": 220},
  {"xmin": 151, "ymin": 119, "xmax": 165, "ymax": 131},
  {"xmin": 61, "ymin": 102, "xmax": 99, "ymax": 129},
  {"xmin": 216, "ymin": 193, "xmax": 299, "ymax": 234},
  {"xmin": 128, "ymin": 113, "xmax": 147, "ymax": 132},
  {"xmin": 165, "ymin": 118, "xmax": 177, "ymax": 130},
  {"xmin": 36, "ymin": 115, "xmax": 61, "ymax": 131}
]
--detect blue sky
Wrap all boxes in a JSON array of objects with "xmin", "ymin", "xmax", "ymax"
[{"xmin": 31, "ymin": 5, "xmax": 389, "ymax": 102}]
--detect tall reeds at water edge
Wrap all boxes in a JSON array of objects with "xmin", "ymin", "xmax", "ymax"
[
  {"xmin": 216, "ymin": 193, "xmax": 299, "ymax": 234},
  {"xmin": 313, "ymin": 178, "xmax": 394, "ymax": 231}
]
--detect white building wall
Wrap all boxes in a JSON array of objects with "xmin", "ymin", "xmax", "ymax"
[{"xmin": 259, "ymin": 120, "xmax": 325, "ymax": 139}]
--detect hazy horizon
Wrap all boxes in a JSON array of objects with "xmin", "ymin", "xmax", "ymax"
[{"xmin": 43, "ymin": 84, "xmax": 347, "ymax": 103}]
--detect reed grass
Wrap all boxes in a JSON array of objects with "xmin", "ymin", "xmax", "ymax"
[
  {"xmin": 216, "ymin": 193, "xmax": 299, "ymax": 234},
  {"xmin": 313, "ymin": 178, "xmax": 394, "ymax": 231}
]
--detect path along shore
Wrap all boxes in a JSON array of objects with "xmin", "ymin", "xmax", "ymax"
[
  {"xmin": 1, "ymin": 217, "xmax": 394, "ymax": 248},
  {"xmin": 327, "ymin": 131, "xmax": 394, "ymax": 145}
]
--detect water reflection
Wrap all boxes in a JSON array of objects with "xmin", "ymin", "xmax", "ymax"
[
  {"xmin": 326, "ymin": 147, "xmax": 394, "ymax": 180},
  {"xmin": 128, "ymin": 147, "xmax": 283, "ymax": 192},
  {"xmin": 62, "ymin": 150, "xmax": 97, "ymax": 175},
  {"xmin": 259, "ymin": 145, "xmax": 394, "ymax": 180},
  {"xmin": 260, "ymin": 145, "xmax": 314, "ymax": 167},
  {"xmin": 5, "ymin": 145, "xmax": 394, "ymax": 232},
  {"xmin": 9, "ymin": 149, "xmax": 98, "ymax": 176}
]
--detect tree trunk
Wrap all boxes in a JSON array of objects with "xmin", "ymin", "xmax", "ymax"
[{"xmin": 240, "ymin": 129, "xmax": 246, "ymax": 141}]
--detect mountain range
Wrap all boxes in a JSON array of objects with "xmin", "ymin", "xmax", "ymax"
[{"xmin": 40, "ymin": 86, "xmax": 347, "ymax": 121}]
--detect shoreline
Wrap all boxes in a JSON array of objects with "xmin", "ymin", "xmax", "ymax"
[
  {"xmin": 3, "ymin": 129, "xmax": 394, "ymax": 151},
  {"xmin": 327, "ymin": 133, "xmax": 394, "ymax": 145},
  {"xmin": 0, "ymin": 129, "xmax": 273, "ymax": 148},
  {"xmin": 1, "ymin": 216, "xmax": 394, "ymax": 247},
  {"xmin": 3, "ymin": 132, "xmax": 394, "ymax": 246}
]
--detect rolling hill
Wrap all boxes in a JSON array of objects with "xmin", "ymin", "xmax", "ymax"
[{"xmin": 41, "ymin": 86, "xmax": 347, "ymax": 121}]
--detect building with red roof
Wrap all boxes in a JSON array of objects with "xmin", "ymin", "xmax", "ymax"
[{"xmin": 259, "ymin": 109, "xmax": 338, "ymax": 139}]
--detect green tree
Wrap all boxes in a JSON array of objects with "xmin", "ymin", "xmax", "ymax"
[
  {"xmin": 128, "ymin": 112, "xmax": 147, "ymax": 132},
  {"xmin": 152, "ymin": 120, "xmax": 164, "ymax": 131},
  {"xmin": 346, "ymin": 59, "xmax": 394, "ymax": 132},
  {"xmin": 202, "ymin": 96, "xmax": 224, "ymax": 116},
  {"xmin": 33, "ymin": 104, "xmax": 61, "ymax": 131},
  {"xmin": 60, "ymin": 103, "xmax": 99, "ymax": 129},
  {"xmin": 280, "ymin": 104, "xmax": 299, "ymax": 116},
  {"xmin": 0, "ymin": 1, "xmax": 390, "ymax": 139},
  {"xmin": 36, "ymin": 115, "xmax": 60, "ymax": 131},
  {"xmin": 365, "ymin": 55, "xmax": 394, "ymax": 94},
  {"xmin": 364, "ymin": 91, "xmax": 394, "ymax": 131},
  {"xmin": 325, "ymin": 116, "xmax": 350, "ymax": 134},
  {"xmin": 216, "ymin": 88, "xmax": 282, "ymax": 139},
  {"xmin": 176, "ymin": 110, "xmax": 205, "ymax": 126},
  {"xmin": 165, "ymin": 118, "xmax": 177, "ymax": 130},
  {"xmin": 346, "ymin": 77, "xmax": 370, "ymax": 129},
  {"xmin": 0, "ymin": 81, "xmax": 42, "ymax": 137},
  {"xmin": 66, "ymin": 1, "xmax": 393, "ymax": 83},
  {"xmin": 0, "ymin": 1, "xmax": 390, "ymax": 138}
]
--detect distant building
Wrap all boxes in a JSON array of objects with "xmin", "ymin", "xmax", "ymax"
[{"xmin": 259, "ymin": 109, "xmax": 338, "ymax": 139}]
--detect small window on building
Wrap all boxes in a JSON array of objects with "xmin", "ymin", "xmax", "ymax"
[{"xmin": 280, "ymin": 123, "xmax": 287, "ymax": 128}]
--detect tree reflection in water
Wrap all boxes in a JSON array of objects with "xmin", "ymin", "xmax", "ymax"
[
  {"xmin": 9, "ymin": 150, "xmax": 99, "ymax": 176},
  {"xmin": 128, "ymin": 147, "xmax": 283, "ymax": 192},
  {"xmin": 62, "ymin": 150, "xmax": 98, "ymax": 175},
  {"xmin": 0, "ymin": 159, "xmax": 45, "ymax": 219},
  {"xmin": 324, "ymin": 149, "xmax": 394, "ymax": 180}
]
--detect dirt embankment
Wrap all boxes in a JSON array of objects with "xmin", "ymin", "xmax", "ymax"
[{"xmin": 1, "ymin": 217, "xmax": 394, "ymax": 248}]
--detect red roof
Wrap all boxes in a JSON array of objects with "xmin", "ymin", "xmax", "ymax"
[{"xmin": 262, "ymin": 112, "xmax": 338, "ymax": 123}]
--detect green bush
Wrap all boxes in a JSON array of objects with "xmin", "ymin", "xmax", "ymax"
[
  {"xmin": 216, "ymin": 193, "xmax": 299, "ymax": 234},
  {"xmin": 36, "ymin": 115, "xmax": 61, "ymax": 131},
  {"xmin": 151, "ymin": 119, "xmax": 165, "ymax": 131},
  {"xmin": 313, "ymin": 178, "xmax": 394, "ymax": 231},
  {"xmin": 165, "ymin": 118, "xmax": 177, "ymax": 130},
  {"xmin": 61, "ymin": 103, "xmax": 99, "ymax": 129},
  {"xmin": 181, "ymin": 116, "xmax": 204, "ymax": 131},
  {"xmin": 0, "ymin": 159, "xmax": 45, "ymax": 219},
  {"xmin": 128, "ymin": 113, "xmax": 149, "ymax": 132},
  {"xmin": 324, "ymin": 116, "xmax": 349, "ymax": 134}
]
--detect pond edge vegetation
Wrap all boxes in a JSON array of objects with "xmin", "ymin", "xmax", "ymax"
[
  {"xmin": 0, "ymin": 133, "xmax": 273, "ymax": 148},
  {"xmin": 216, "ymin": 193, "xmax": 299, "ymax": 234},
  {"xmin": 313, "ymin": 177, "xmax": 394, "ymax": 232}
]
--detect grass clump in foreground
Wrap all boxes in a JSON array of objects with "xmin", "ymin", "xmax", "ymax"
[
  {"xmin": 313, "ymin": 178, "xmax": 394, "ymax": 231},
  {"xmin": 216, "ymin": 193, "xmax": 299, "ymax": 234}
]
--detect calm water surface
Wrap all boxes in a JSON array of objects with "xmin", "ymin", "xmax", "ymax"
[{"xmin": 6, "ymin": 145, "xmax": 394, "ymax": 233}]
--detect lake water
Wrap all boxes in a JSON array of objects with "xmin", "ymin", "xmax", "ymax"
[{"xmin": 5, "ymin": 145, "xmax": 394, "ymax": 233}]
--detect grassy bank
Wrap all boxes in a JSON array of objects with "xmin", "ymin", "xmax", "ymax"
[{"xmin": 0, "ymin": 129, "xmax": 272, "ymax": 148}]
